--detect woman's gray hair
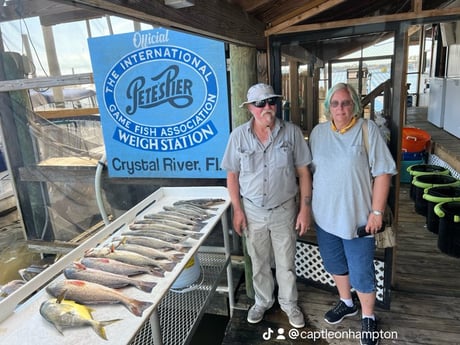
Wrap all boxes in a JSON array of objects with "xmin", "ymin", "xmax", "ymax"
[{"xmin": 323, "ymin": 83, "xmax": 363, "ymax": 118}]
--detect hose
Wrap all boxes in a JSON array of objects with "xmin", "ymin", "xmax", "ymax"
[{"xmin": 95, "ymin": 152, "xmax": 110, "ymax": 225}]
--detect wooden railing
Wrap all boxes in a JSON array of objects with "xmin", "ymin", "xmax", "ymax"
[{"xmin": 361, "ymin": 79, "xmax": 392, "ymax": 126}]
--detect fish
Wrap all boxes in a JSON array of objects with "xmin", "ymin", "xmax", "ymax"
[
  {"xmin": 148, "ymin": 210, "xmax": 203, "ymax": 223},
  {"xmin": 0, "ymin": 279, "xmax": 26, "ymax": 298},
  {"xmin": 121, "ymin": 229, "xmax": 190, "ymax": 243},
  {"xmin": 163, "ymin": 205, "xmax": 211, "ymax": 220},
  {"xmin": 19, "ymin": 264, "xmax": 48, "ymax": 281},
  {"xmin": 144, "ymin": 211, "xmax": 202, "ymax": 226},
  {"xmin": 173, "ymin": 198, "xmax": 225, "ymax": 208},
  {"xmin": 46, "ymin": 279, "xmax": 153, "ymax": 317},
  {"xmin": 80, "ymin": 257, "xmax": 163, "ymax": 278},
  {"xmin": 112, "ymin": 241, "xmax": 184, "ymax": 262},
  {"xmin": 128, "ymin": 223, "xmax": 203, "ymax": 239},
  {"xmin": 63, "ymin": 262, "xmax": 156, "ymax": 292},
  {"xmin": 115, "ymin": 235, "xmax": 191, "ymax": 253},
  {"xmin": 84, "ymin": 246, "xmax": 175, "ymax": 272},
  {"xmin": 40, "ymin": 293, "xmax": 121, "ymax": 340},
  {"xmin": 132, "ymin": 218, "xmax": 201, "ymax": 231},
  {"xmin": 175, "ymin": 202, "xmax": 216, "ymax": 215}
]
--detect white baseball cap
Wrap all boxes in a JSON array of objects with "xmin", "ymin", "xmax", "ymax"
[{"xmin": 239, "ymin": 83, "xmax": 283, "ymax": 108}]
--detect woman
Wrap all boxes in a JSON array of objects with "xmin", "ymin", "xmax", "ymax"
[{"xmin": 308, "ymin": 83, "xmax": 397, "ymax": 345}]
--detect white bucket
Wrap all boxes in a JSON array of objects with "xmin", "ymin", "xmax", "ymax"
[{"xmin": 171, "ymin": 255, "xmax": 201, "ymax": 289}]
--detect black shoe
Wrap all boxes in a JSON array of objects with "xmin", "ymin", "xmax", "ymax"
[
  {"xmin": 324, "ymin": 300, "xmax": 358, "ymax": 324},
  {"xmin": 360, "ymin": 317, "xmax": 379, "ymax": 345}
]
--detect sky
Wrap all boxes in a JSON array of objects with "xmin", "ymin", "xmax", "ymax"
[{"xmin": 1, "ymin": 15, "xmax": 154, "ymax": 77}]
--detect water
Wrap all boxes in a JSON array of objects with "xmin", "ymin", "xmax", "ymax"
[{"xmin": 0, "ymin": 211, "xmax": 47, "ymax": 286}]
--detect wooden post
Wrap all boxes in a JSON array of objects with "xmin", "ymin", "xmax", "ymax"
[
  {"xmin": 229, "ymin": 45, "xmax": 256, "ymax": 129},
  {"xmin": 229, "ymin": 44, "xmax": 256, "ymax": 299},
  {"xmin": 42, "ymin": 25, "xmax": 64, "ymax": 107},
  {"xmin": 289, "ymin": 59, "xmax": 300, "ymax": 125},
  {"xmin": 302, "ymin": 72, "xmax": 314, "ymax": 133}
]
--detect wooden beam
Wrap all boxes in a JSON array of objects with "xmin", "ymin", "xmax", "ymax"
[
  {"xmin": 266, "ymin": 0, "xmax": 346, "ymax": 35},
  {"xmin": 0, "ymin": 0, "xmax": 84, "ymax": 22},
  {"xmin": 0, "ymin": 73, "xmax": 93, "ymax": 92},
  {"xmin": 274, "ymin": 6, "xmax": 460, "ymax": 35},
  {"xmin": 412, "ymin": 0, "xmax": 423, "ymax": 14},
  {"xmin": 35, "ymin": 107, "xmax": 99, "ymax": 119},
  {"xmin": 281, "ymin": 45, "xmax": 317, "ymax": 64},
  {"xmin": 54, "ymin": 0, "xmax": 266, "ymax": 48},
  {"xmin": 40, "ymin": 9, "xmax": 103, "ymax": 26},
  {"xmin": 236, "ymin": 0, "xmax": 272, "ymax": 13},
  {"xmin": 408, "ymin": 25, "xmax": 421, "ymax": 37},
  {"xmin": 268, "ymin": 0, "xmax": 336, "ymax": 27}
]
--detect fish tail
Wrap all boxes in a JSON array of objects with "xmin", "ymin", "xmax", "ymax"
[
  {"xmin": 136, "ymin": 280, "xmax": 157, "ymax": 293},
  {"xmin": 173, "ymin": 253, "xmax": 185, "ymax": 260},
  {"xmin": 149, "ymin": 267, "xmax": 165, "ymax": 278},
  {"xmin": 161, "ymin": 262, "xmax": 176, "ymax": 271},
  {"xmin": 191, "ymin": 233, "xmax": 203, "ymax": 240},
  {"xmin": 126, "ymin": 300, "xmax": 153, "ymax": 317},
  {"xmin": 92, "ymin": 319, "xmax": 121, "ymax": 340}
]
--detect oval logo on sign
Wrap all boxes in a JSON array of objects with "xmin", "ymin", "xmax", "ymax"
[{"xmin": 103, "ymin": 45, "xmax": 219, "ymax": 152}]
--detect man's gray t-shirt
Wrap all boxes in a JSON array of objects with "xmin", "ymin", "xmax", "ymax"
[{"xmin": 221, "ymin": 118, "xmax": 312, "ymax": 209}]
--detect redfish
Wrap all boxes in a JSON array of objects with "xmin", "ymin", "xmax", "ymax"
[
  {"xmin": 64, "ymin": 262, "xmax": 156, "ymax": 292},
  {"xmin": 46, "ymin": 279, "xmax": 153, "ymax": 317}
]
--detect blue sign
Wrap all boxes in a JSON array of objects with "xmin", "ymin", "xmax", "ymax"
[{"xmin": 88, "ymin": 28, "xmax": 229, "ymax": 178}]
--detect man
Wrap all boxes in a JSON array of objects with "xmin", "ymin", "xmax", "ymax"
[{"xmin": 221, "ymin": 83, "xmax": 312, "ymax": 328}]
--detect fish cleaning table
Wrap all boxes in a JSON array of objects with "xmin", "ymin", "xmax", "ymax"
[{"xmin": 0, "ymin": 186, "xmax": 234, "ymax": 345}]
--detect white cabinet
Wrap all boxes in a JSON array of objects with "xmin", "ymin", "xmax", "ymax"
[
  {"xmin": 427, "ymin": 77, "xmax": 446, "ymax": 127},
  {"xmin": 443, "ymin": 78, "xmax": 460, "ymax": 139}
]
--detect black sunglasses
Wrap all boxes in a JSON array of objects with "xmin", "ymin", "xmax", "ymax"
[{"xmin": 252, "ymin": 98, "xmax": 277, "ymax": 108}]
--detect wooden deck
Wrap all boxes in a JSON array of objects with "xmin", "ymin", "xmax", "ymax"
[
  {"xmin": 220, "ymin": 185, "xmax": 460, "ymax": 345},
  {"xmin": 218, "ymin": 107, "xmax": 460, "ymax": 345}
]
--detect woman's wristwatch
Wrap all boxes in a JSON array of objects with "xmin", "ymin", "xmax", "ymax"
[{"xmin": 372, "ymin": 209, "xmax": 383, "ymax": 216}]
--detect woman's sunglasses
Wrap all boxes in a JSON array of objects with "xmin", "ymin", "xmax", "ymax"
[
  {"xmin": 330, "ymin": 100, "xmax": 353, "ymax": 108},
  {"xmin": 252, "ymin": 98, "xmax": 277, "ymax": 108}
]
